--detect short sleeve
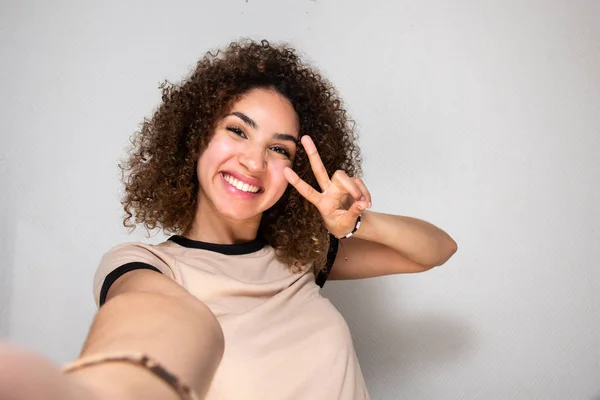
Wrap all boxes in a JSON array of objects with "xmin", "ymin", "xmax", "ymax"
[
  {"xmin": 315, "ymin": 234, "xmax": 339, "ymax": 288},
  {"xmin": 93, "ymin": 243, "xmax": 178, "ymax": 307}
]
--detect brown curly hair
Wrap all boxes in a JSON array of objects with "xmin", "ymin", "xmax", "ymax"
[{"xmin": 120, "ymin": 39, "xmax": 362, "ymax": 272}]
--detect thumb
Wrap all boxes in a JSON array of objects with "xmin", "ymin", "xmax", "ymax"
[{"xmin": 346, "ymin": 200, "xmax": 367, "ymax": 222}]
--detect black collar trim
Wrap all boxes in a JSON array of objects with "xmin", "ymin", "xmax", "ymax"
[{"xmin": 168, "ymin": 235, "xmax": 265, "ymax": 255}]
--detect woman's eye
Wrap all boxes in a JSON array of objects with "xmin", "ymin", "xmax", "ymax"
[
  {"xmin": 271, "ymin": 146, "xmax": 291, "ymax": 158},
  {"xmin": 227, "ymin": 126, "xmax": 246, "ymax": 138}
]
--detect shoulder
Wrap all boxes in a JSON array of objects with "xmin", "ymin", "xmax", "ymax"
[{"xmin": 94, "ymin": 241, "xmax": 182, "ymax": 306}]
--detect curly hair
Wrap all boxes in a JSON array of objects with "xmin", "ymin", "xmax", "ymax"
[{"xmin": 120, "ymin": 39, "xmax": 362, "ymax": 273}]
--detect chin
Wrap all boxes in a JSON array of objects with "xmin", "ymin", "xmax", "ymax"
[{"xmin": 215, "ymin": 204, "xmax": 263, "ymax": 222}]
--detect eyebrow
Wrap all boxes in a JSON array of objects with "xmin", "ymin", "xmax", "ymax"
[
  {"xmin": 227, "ymin": 111, "xmax": 299, "ymax": 144},
  {"xmin": 273, "ymin": 133, "xmax": 299, "ymax": 143},
  {"xmin": 230, "ymin": 111, "xmax": 257, "ymax": 129}
]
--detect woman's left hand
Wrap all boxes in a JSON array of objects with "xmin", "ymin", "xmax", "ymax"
[{"xmin": 283, "ymin": 135, "xmax": 371, "ymax": 238}]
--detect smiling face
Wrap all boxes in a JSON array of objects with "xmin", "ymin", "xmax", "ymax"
[{"xmin": 196, "ymin": 87, "xmax": 300, "ymax": 224}]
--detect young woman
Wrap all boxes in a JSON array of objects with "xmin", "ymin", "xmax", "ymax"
[{"xmin": 0, "ymin": 40, "xmax": 456, "ymax": 400}]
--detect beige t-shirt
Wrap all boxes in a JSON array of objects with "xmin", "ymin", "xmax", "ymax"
[{"xmin": 94, "ymin": 236, "xmax": 370, "ymax": 400}]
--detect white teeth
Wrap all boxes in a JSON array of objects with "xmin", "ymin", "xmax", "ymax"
[{"xmin": 223, "ymin": 174, "xmax": 260, "ymax": 193}]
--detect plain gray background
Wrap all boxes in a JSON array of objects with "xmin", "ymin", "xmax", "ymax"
[{"xmin": 1, "ymin": 1, "xmax": 599, "ymax": 399}]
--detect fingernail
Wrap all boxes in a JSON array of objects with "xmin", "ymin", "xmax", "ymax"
[
  {"xmin": 368, "ymin": 202, "xmax": 372, "ymax": 208},
  {"xmin": 360, "ymin": 196, "xmax": 366, "ymax": 201}
]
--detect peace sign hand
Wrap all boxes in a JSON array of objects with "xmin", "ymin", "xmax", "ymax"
[{"xmin": 283, "ymin": 136, "xmax": 371, "ymax": 238}]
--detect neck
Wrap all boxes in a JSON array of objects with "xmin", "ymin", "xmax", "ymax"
[{"xmin": 184, "ymin": 197, "xmax": 261, "ymax": 245}]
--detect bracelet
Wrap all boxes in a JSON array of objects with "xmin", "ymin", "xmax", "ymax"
[
  {"xmin": 61, "ymin": 352, "xmax": 200, "ymax": 400},
  {"xmin": 333, "ymin": 214, "xmax": 362, "ymax": 239}
]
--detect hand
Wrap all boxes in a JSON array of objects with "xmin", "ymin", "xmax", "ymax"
[
  {"xmin": 283, "ymin": 135, "xmax": 371, "ymax": 238},
  {"xmin": 0, "ymin": 343, "xmax": 99, "ymax": 400}
]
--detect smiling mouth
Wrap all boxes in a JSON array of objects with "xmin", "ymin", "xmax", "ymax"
[{"xmin": 221, "ymin": 173, "xmax": 263, "ymax": 194}]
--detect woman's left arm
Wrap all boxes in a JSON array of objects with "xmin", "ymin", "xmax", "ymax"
[
  {"xmin": 284, "ymin": 135, "xmax": 458, "ymax": 280},
  {"xmin": 328, "ymin": 211, "xmax": 457, "ymax": 280}
]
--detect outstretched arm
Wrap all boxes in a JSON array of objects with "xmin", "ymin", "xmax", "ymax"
[{"xmin": 0, "ymin": 270, "xmax": 224, "ymax": 400}]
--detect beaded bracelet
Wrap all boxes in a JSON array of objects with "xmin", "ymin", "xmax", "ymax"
[
  {"xmin": 333, "ymin": 214, "xmax": 362, "ymax": 239},
  {"xmin": 61, "ymin": 352, "xmax": 200, "ymax": 400}
]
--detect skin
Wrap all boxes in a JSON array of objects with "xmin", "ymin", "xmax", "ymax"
[
  {"xmin": 0, "ymin": 87, "xmax": 458, "ymax": 400},
  {"xmin": 186, "ymin": 86, "xmax": 458, "ymax": 278},
  {"xmin": 285, "ymin": 137, "xmax": 458, "ymax": 278},
  {"xmin": 185, "ymin": 88, "xmax": 299, "ymax": 244}
]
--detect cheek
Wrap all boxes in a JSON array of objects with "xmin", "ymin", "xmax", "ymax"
[
  {"xmin": 269, "ymin": 160, "xmax": 292, "ymax": 193},
  {"xmin": 198, "ymin": 138, "xmax": 237, "ymax": 174}
]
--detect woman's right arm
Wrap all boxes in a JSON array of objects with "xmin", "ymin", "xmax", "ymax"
[{"xmin": 0, "ymin": 269, "xmax": 224, "ymax": 400}]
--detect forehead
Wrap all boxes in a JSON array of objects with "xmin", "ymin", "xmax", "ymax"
[{"xmin": 229, "ymin": 88, "xmax": 299, "ymax": 132}]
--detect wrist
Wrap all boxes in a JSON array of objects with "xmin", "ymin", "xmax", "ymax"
[
  {"xmin": 350, "ymin": 210, "xmax": 375, "ymax": 242},
  {"xmin": 63, "ymin": 354, "xmax": 190, "ymax": 400},
  {"xmin": 330, "ymin": 214, "xmax": 362, "ymax": 240}
]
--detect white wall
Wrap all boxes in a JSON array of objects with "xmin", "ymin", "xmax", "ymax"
[{"xmin": 1, "ymin": 0, "xmax": 599, "ymax": 398}]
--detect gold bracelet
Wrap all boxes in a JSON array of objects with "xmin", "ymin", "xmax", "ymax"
[{"xmin": 61, "ymin": 352, "xmax": 200, "ymax": 400}]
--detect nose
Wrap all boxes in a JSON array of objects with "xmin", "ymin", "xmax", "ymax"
[{"xmin": 238, "ymin": 146, "xmax": 266, "ymax": 173}]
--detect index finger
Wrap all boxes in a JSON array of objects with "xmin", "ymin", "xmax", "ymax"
[
  {"xmin": 283, "ymin": 167, "xmax": 322, "ymax": 207},
  {"xmin": 301, "ymin": 135, "xmax": 330, "ymax": 191}
]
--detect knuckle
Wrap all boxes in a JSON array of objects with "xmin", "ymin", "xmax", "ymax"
[{"xmin": 332, "ymin": 170, "xmax": 345, "ymax": 180}]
